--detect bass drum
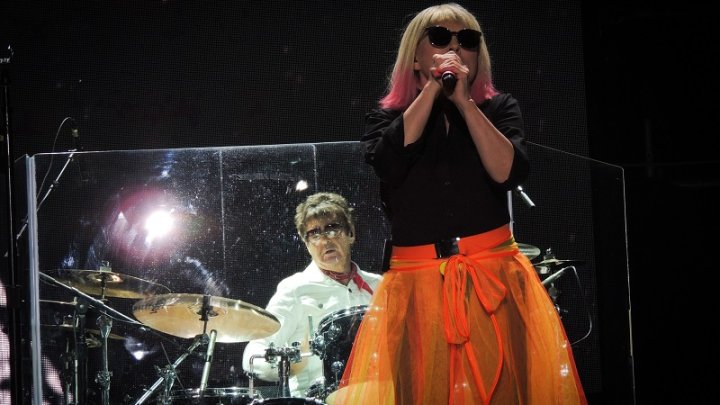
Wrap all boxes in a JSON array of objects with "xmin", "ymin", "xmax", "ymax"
[
  {"xmin": 160, "ymin": 387, "xmax": 259, "ymax": 404},
  {"xmin": 250, "ymin": 398, "xmax": 325, "ymax": 405}
]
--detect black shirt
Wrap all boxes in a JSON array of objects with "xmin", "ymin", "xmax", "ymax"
[{"xmin": 362, "ymin": 93, "xmax": 529, "ymax": 246}]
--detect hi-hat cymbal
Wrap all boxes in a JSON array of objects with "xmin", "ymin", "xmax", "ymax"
[
  {"xmin": 44, "ymin": 269, "xmax": 171, "ymax": 299},
  {"xmin": 517, "ymin": 243, "xmax": 541, "ymax": 260},
  {"xmin": 132, "ymin": 293, "xmax": 280, "ymax": 343}
]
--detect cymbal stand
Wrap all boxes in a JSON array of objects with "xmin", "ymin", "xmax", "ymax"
[
  {"xmin": 39, "ymin": 272, "xmax": 144, "ymax": 404},
  {"xmin": 60, "ymin": 325, "xmax": 74, "ymax": 405},
  {"xmin": 139, "ymin": 295, "xmax": 219, "ymax": 404},
  {"xmin": 133, "ymin": 334, "xmax": 206, "ymax": 405},
  {"xmin": 95, "ymin": 306, "xmax": 112, "ymax": 405},
  {"xmin": 94, "ymin": 263, "xmax": 114, "ymax": 405}
]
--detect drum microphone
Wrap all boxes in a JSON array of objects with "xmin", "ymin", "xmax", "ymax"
[
  {"xmin": 199, "ymin": 329, "xmax": 218, "ymax": 391},
  {"xmin": 514, "ymin": 185, "xmax": 536, "ymax": 209},
  {"xmin": 441, "ymin": 71, "xmax": 456, "ymax": 95}
]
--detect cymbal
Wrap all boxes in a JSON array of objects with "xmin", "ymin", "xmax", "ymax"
[
  {"xmin": 533, "ymin": 258, "xmax": 585, "ymax": 267},
  {"xmin": 44, "ymin": 269, "xmax": 171, "ymax": 299},
  {"xmin": 132, "ymin": 293, "xmax": 281, "ymax": 343},
  {"xmin": 517, "ymin": 243, "xmax": 541, "ymax": 260}
]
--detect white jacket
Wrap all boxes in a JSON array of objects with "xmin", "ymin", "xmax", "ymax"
[{"xmin": 241, "ymin": 261, "xmax": 382, "ymax": 397}]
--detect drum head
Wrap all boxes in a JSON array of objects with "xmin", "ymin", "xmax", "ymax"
[{"xmin": 316, "ymin": 305, "xmax": 367, "ymax": 335}]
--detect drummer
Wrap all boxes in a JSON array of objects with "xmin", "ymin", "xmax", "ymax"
[{"xmin": 241, "ymin": 192, "xmax": 382, "ymax": 397}]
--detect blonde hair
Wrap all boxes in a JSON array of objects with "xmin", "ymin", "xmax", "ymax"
[{"xmin": 380, "ymin": 3, "xmax": 497, "ymax": 110}]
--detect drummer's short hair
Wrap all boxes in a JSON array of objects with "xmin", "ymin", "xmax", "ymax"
[{"xmin": 295, "ymin": 192, "xmax": 355, "ymax": 241}]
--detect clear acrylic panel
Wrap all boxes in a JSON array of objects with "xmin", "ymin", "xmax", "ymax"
[{"xmin": 18, "ymin": 141, "xmax": 633, "ymax": 404}]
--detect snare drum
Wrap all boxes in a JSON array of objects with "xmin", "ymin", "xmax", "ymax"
[
  {"xmin": 311, "ymin": 305, "xmax": 367, "ymax": 395},
  {"xmin": 159, "ymin": 387, "xmax": 259, "ymax": 404}
]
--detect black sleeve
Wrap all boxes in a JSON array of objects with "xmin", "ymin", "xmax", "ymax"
[{"xmin": 361, "ymin": 108, "xmax": 425, "ymax": 187}]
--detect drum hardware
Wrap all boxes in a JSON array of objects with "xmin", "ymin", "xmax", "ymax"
[
  {"xmin": 533, "ymin": 248, "xmax": 585, "ymax": 315},
  {"xmin": 39, "ymin": 271, "xmax": 145, "ymax": 405},
  {"xmin": 161, "ymin": 387, "xmax": 260, "ymax": 404},
  {"xmin": 75, "ymin": 298, "xmax": 90, "ymax": 405},
  {"xmin": 41, "ymin": 300, "xmax": 126, "ymax": 404},
  {"xmin": 534, "ymin": 248, "xmax": 585, "ymax": 287},
  {"xmin": 42, "ymin": 319, "xmax": 125, "ymax": 348},
  {"xmin": 95, "ymin": 309, "xmax": 113, "ymax": 405},
  {"xmin": 133, "ymin": 332, "xmax": 208, "ymax": 405},
  {"xmin": 247, "ymin": 342, "xmax": 311, "ymax": 399},
  {"xmin": 251, "ymin": 398, "xmax": 325, "ymax": 404}
]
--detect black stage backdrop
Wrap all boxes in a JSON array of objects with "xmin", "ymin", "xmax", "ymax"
[{"xmin": 0, "ymin": 1, "xmax": 661, "ymax": 404}]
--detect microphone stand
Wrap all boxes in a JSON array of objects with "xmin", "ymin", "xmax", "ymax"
[
  {"xmin": 13, "ymin": 150, "xmax": 77, "ymax": 245},
  {"xmin": 136, "ymin": 295, "xmax": 218, "ymax": 404},
  {"xmin": 134, "ymin": 334, "xmax": 206, "ymax": 405},
  {"xmin": 1, "ymin": 43, "xmax": 25, "ymax": 405}
]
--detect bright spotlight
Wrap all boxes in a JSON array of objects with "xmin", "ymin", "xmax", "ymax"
[
  {"xmin": 144, "ymin": 209, "xmax": 174, "ymax": 244},
  {"xmin": 295, "ymin": 180, "xmax": 309, "ymax": 191}
]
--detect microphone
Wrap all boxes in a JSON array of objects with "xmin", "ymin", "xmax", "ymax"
[
  {"xmin": 70, "ymin": 121, "xmax": 82, "ymax": 152},
  {"xmin": 441, "ymin": 71, "xmax": 456, "ymax": 95},
  {"xmin": 199, "ymin": 329, "xmax": 218, "ymax": 391},
  {"xmin": 69, "ymin": 121, "xmax": 89, "ymax": 183}
]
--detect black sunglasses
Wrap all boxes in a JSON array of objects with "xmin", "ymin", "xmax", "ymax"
[{"xmin": 424, "ymin": 26, "xmax": 482, "ymax": 50}]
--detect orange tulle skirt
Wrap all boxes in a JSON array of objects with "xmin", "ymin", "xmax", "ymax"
[{"xmin": 333, "ymin": 225, "xmax": 587, "ymax": 405}]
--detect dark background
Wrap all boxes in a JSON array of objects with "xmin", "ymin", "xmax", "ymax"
[
  {"xmin": 2, "ymin": 0, "xmax": 718, "ymax": 404},
  {"xmin": 582, "ymin": 1, "xmax": 718, "ymax": 404}
]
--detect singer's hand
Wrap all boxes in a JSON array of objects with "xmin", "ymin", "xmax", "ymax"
[{"xmin": 431, "ymin": 51, "xmax": 470, "ymax": 99}]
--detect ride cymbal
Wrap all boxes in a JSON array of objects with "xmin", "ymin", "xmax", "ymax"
[
  {"xmin": 132, "ymin": 293, "xmax": 280, "ymax": 343},
  {"xmin": 44, "ymin": 269, "xmax": 171, "ymax": 299}
]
